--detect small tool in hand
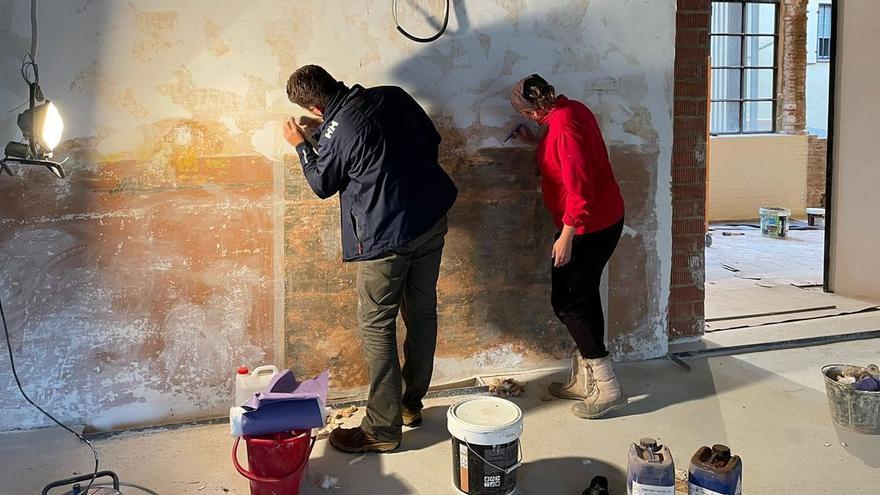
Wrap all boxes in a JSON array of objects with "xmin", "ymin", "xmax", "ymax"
[{"xmin": 504, "ymin": 124, "xmax": 526, "ymax": 143}]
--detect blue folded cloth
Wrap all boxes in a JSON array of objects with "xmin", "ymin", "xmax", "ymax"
[
  {"xmin": 854, "ymin": 376, "xmax": 880, "ymax": 392},
  {"xmin": 231, "ymin": 369, "xmax": 329, "ymax": 436}
]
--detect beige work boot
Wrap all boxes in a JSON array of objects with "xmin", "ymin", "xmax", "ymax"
[
  {"xmin": 548, "ymin": 353, "xmax": 593, "ymax": 400},
  {"xmin": 571, "ymin": 356, "xmax": 627, "ymax": 419}
]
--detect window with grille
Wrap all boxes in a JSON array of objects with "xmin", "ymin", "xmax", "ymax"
[
  {"xmin": 817, "ymin": 4, "xmax": 832, "ymax": 61},
  {"xmin": 710, "ymin": 0, "xmax": 779, "ymax": 134}
]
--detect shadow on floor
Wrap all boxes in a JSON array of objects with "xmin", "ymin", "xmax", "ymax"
[
  {"xmin": 385, "ymin": 356, "xmax": 729, "ymax": 454},
  {"xmin": 835, "ymin": 425, "xmax": 880, "ymax": 469},
  {"xmin": 517, "ymin": 357, "xmax": 722, "ymax": 420},
  {"xmin": 303, "ymin": 452, "xmax": 410, "ymax": 494},
  {"xmin": 396, "ymin": 405, "xmax": 456, "ymax": 452},
  {"xmin": 518, "ymin": 457, "xmax": 626, "ymax": 494}
]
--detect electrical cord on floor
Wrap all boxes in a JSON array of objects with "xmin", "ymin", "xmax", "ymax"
[
  {"xmin": 0, "ymin": 293, "xmax": 100, "ymax": 493},
  {"xmin": 94, "ymin": 481, "xmax": 161, "ymax": 495}
]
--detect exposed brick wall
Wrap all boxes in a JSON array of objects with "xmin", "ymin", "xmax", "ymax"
[
  {"xmin": 669, "ymin": 0, "xmax": 711, "ymax": 341},
  {"xmin": 779, "ymin": 0, "xmax": 809, "ymax": 134},
  {"xmin": 806, "ymin": 135, "xmax": 827, "ymax": 207}
]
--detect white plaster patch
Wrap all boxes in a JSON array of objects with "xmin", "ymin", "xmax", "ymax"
[
  {"xmin": 251, "ymin": 121, "xmax": 282, "ymax": 161},
  {"xmin": 219, "ymin": 115, "xmax": 242, "ymax": 135},
  {"xmin": 474, "ymin": 343, "xmax": 525, "ymax": 369}
]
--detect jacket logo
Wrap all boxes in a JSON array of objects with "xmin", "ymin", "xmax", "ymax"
[{"xmin": 324, "ymin": 120, "xmax": 339, "ymax": 140}]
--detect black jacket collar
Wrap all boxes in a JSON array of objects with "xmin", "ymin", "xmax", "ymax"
[{"xmin": 312, "ymin": 82, "xmax": 362, "ymax": 141}]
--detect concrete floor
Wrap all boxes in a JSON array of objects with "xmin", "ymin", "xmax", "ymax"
[
  {"xmin": 704, "ymin": 223, "xmax": 878, "ymax": 333},
  {"xmin": 706, "ymin": 224, "xmax": 824, "ymax": 287},
  {"xmin": 4, "ymin": 316, "xmax": 880, "ymax": 494}
]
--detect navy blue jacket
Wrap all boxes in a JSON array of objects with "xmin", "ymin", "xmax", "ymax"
[{"xmin": 296, "ymin": 83, "xmax": 457, "ymax": 261}]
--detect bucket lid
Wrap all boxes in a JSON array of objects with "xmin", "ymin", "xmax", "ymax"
[{"xmin": 447, "ymin": 396, "xmax": 523, "ymax": 441}]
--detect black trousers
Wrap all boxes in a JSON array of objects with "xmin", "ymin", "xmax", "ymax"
[{"xmin": 551, "ymin": 219, "xmax": 624, "ymax": 359}]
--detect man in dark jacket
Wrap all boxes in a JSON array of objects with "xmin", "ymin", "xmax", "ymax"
[{"xmin": 283, "ymin": 65, "xmax": 457, "ymax": 453}]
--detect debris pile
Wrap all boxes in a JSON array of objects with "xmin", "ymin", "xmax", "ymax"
[
  {"xmin": 489, "ymin": 378, "xmax": 525, "ymax": 397},
  {"xmin": 674, "ymin": 468, "xmax": 690, "ymax": 494},
  {"xmin": 316, "ymin": 406, "xmax": 359, "ymax": 439},
  {"xmin": 831, "ymin": 364, "xmax": 880, "ymax": 392}
]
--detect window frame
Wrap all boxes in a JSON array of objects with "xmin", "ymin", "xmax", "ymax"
[
  {"xmin": 817, "ymin": 3, "xmax": 832, "ymax": 61},
  {"xmin": 710, "ymin": 0, "xmax": 780, "ymax": 135}
]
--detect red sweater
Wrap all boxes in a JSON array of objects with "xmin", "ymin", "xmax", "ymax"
[{"xmin": 536, "ymin": 96, "xmax": 625, "ymax": 234}]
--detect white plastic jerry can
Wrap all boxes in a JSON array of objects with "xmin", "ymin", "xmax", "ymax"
[{"xmin": 235, "ymin": 365, "xmax": 279, "ymax": 406}]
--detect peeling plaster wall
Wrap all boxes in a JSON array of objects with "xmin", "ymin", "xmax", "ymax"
[
  {"xmin": 0, "ymin": 0, "xmax": 675, "ymax": 430},
  {"xmin": 282, "ymin": 0, "xmax": 676, "ymax": 393},
  {"xmin": 0, "ymin": 1, "xmax": 277, "ymax": 431}
]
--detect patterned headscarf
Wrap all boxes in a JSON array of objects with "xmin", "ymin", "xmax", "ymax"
[{"xmin": 509, "ymin": 75, "xmax": 539, "ymax": 114}]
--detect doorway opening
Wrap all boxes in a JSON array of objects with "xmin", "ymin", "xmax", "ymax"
[{"xmin": 703, "ymin": 0, "xmax": 876, "ymax": 337}]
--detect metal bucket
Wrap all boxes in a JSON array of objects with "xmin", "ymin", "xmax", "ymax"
[{"xmin": 822, "ymin": 365, "xmax": 880, "ymax": 435}]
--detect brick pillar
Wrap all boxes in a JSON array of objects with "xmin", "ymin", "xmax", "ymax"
[
  {"xmin": 806, "ymin": 135, "xmax": 827, "ymax": 207},
  {"xmin": 779, "ymin": 0, "xmax": 808, "ymax": 134},
  {"xmin": 669, "ymin": 0, "xmax": 710, "ymax": 341}
]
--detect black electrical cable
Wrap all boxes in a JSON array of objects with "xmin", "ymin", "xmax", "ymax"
[
  {"xmin": 393, "ymin": 0, "xmax": 450, "ymax": 43},
  {"xmin": 1, "ymin": 294, "xmax": 100, "ymax": 493},
  {"xmin": 30, "ymin": 0, "xmax": 38, "ymax": 60}
]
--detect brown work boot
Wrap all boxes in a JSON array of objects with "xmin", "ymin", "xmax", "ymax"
[
  {"xmin": 548, "ymin": 353, "xmax": 593, "ymax": 400},
  {"xmin": 571, "ymin": 357, "xmax": 627, "ymax": 419},
  {"xmin": 402, "ymin": 408, "xmax": 422, "ymax": 427},
  {"xmin": 328, "ymin": 426, "xmax": 399, "ymax": 453}
]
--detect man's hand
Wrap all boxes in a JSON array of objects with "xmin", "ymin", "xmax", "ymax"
[
  {"xmin": 298, "ymin": 115, "xmax": 323, "ymax": 132},
  {"xmin": 283, "ymin": 117, "xmax": 306, "ymax": 147},
  {"xmin": 552, "ymin": 226, "xmax": 576, "ymax": 268}
]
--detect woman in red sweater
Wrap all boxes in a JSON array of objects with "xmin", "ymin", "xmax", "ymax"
[{"xmin": 509, "ymin": 74, "xmax": 626, "ymax": 419}]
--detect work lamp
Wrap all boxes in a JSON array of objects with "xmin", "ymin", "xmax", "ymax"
[{"xmin": 1, "ymin": 63, "xmax": 66, "ymax": 178}]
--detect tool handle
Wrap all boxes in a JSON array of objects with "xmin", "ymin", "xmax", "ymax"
[{"xmin": 251, "ymin": 365, "xmax": 279, "ymax": 376}]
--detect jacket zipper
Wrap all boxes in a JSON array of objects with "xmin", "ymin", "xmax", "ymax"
[{"xmin": 350, "ymin": 210, "xmax": 364, "ymax": 255}]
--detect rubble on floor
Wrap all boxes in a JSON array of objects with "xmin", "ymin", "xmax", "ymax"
[
  {"xmin": 489, "ymin": 378, "xmax": 525, "ymax": 397},
  {"xmin": 316, "ymin": 406, "xmax": 359, "ymax": 439}
]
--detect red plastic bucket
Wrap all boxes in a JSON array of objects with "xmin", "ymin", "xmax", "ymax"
[{"xmin": 233, "ymin": 430, "xmax": 315, "ymax": 495}]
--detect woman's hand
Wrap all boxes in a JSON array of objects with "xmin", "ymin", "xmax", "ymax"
[
  {"xmin": 552, "ymin": 226, "xmax": 576, "ymax": 267},
  {"xmin": 514, "ymin": 125, "xmax": 539, "ymax": 145}
]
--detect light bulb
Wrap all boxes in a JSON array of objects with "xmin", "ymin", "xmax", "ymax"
[{"xmin": 41, "ymin": 102, "xmax": 63, "ymax": 150}]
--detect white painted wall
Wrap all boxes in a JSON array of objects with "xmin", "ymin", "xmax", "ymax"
[
  {"xmin": 708, "ymin": 134, "xmax": 809, "ymax": 221},
  {"xmin": 806, "ymin": 0, "xmax": 832, "ymax": 136},
  {"xmin": 829, "ymin": 0, "xmax": 880, "ymax": 301}
]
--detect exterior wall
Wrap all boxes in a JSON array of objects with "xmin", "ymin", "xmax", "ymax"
[
  {"xmin": 707, "ymin": 134, "xmax": 809, "ymax": 221},
  {"xmin": 0, "ymin": 0, "xmax": 676, "ymax": 431},
  {"xmin": 828, "ymin": 0, "xmax": 880, "ymax": 301},
  {"xmin": 669, "ymin": 0, "xmax": 711, "ymax": 341},
  {"xmin": 805, "ymin": 0, "xmax": 831, "ymax": 136}
]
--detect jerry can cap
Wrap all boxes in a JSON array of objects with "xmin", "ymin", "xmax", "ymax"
[{"xmin": 639, "ymin": 438, "xmax": 660, "ymax": 452}]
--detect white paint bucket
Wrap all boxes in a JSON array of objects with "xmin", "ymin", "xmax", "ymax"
[
  {"xmin": 759, "ymin": 207, "xmax": 791, "ymax": 239},
  {"xmin": 447, "ymin": 396, "xmax": 523, "ymax": 495}
]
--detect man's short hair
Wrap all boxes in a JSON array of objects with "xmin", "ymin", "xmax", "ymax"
[{"xmin": 286, "ymin": 65, "xmax": 338, "ymax": 110}]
